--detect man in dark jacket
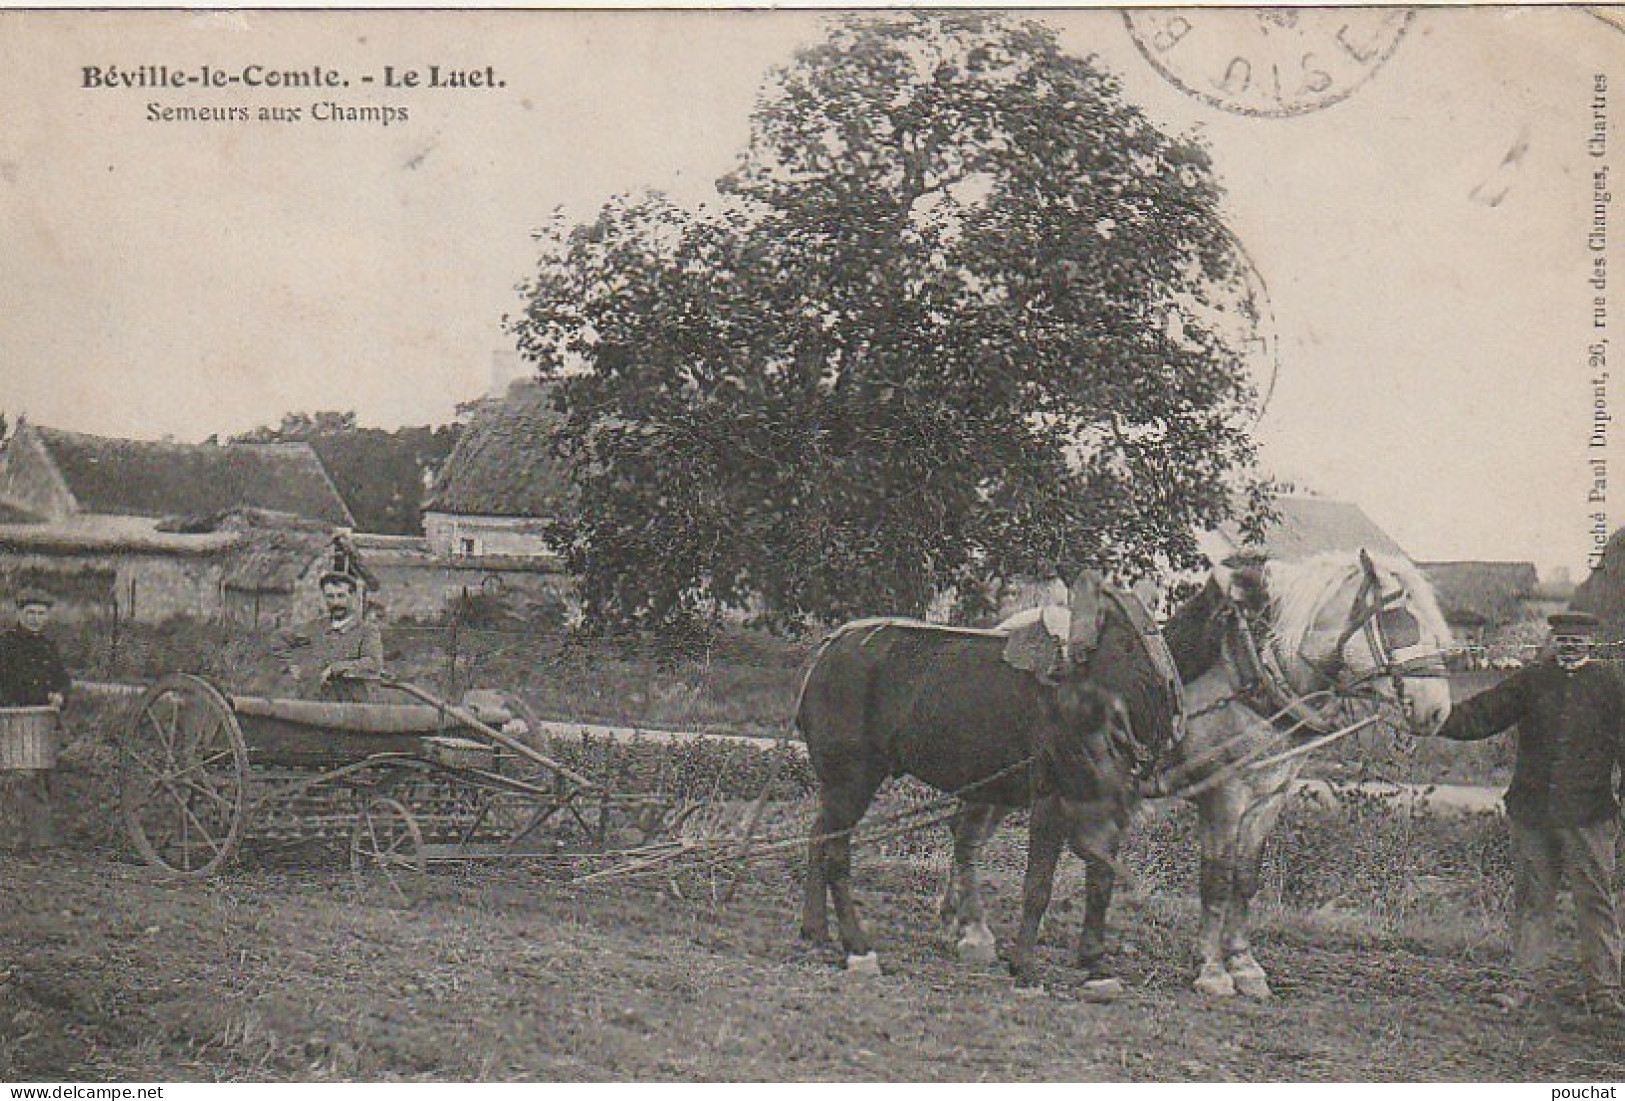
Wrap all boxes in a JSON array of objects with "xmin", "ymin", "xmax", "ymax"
[
  {"xmin": 1430, "ymin": 611, "xmax": 1624, "ymax": 1014},
  {"xmin": 0, "ymin": 588, "xmax": 71, "ymax": 708},
  {"xmin": 270, "ymin": 571, "xmax": 383, "ymax": 703}
]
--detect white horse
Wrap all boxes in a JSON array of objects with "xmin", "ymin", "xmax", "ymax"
[{"xmin": 942, "ymin": 550, "xmax": 1454, "ymax": 998}]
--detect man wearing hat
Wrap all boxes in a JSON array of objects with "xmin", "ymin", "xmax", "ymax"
[
  {"xmin": 271, "ymin": 569, "xmax": 383, "ymax": 703},
  {"xmin": 1426, "ymin": 610, "xmax": 1625, "ymax": 1015},
  {"xmin": 0, "ymin": 588, "xmax": 71, "ymax": 708}
]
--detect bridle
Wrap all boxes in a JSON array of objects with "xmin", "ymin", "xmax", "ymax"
[
  {"xmin": 1222, "ymin": 551, "xmax": 1449, "ymax": 736},
  {"xmin": 1310, "ymin": 550, "xmax": 1451, "ymax": 722}
]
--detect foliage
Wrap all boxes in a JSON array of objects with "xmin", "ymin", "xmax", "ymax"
[
  {"xmin": 1122, "ymin": 786, "xmax": 1512, "ymax": 933},
  {"xmin": 511, "ymin": 12, "xmax": 1270, "ymax": 631},
  {"xmin": 231, "ymin": 412, "xmax": 462, "ymax": 535},
  {"xmin": 540, "ymin": 730, "xmax": 815, "ymax": 804}
]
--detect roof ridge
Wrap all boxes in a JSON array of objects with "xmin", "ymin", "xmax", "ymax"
[{"xmin": 22, "ymin": 422, "xmax": 354, "ymax": 527}]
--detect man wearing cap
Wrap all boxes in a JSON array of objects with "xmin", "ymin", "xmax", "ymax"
[
  {"xmin": 271, "ymin": 571, "xmax": 383, "ymax": 703},
  {"xmin": 0, "ymin": 589, "xmax": 71, "ymax": 709},
  {"xmin": 1426, "ymin": 610, "xmax": 1625, "ymax": 1015}
]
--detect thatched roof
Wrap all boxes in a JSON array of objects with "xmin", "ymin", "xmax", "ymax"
[
  {"xmin": 0, "ymin": 515, "xmax": 237, "ymax": 556},
  {"xmin": 1571, "ymin": 529, "xmax": 1625, "ymax": 635},
  {"xmin": 220, "ymin": 529, "xmax": 330, "ymax": 594},
  {"xmin": 1419, "ymin": 560, "xmax": 1540, "ymax": 626},
  {"xmin": 1208, "ymin": 495, "xmax": 1410, "ymax": 563},
  {"xmin": 26, "ymin": 424, "xmax": 354, "ymax": 527},
  {"xmin": 424, "ymin": 380, "xmax": 571, "ymax": 518}
]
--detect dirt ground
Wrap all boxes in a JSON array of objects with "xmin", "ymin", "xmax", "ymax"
[{"xmin": 5, "ymin": 834, "xmax": 1625, "ymax": 1084}]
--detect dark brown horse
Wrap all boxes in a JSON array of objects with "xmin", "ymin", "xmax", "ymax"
[{"xmin": 796, "ymin": 573, "xmax": 1181, "ymax": 982}]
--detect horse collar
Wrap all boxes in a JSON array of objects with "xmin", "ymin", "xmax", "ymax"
[{"xmin": 1218, "ymin": 598, "xmax": 1338, "ymax": 737}]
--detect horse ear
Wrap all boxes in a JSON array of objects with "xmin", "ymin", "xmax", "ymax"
[
  {"xmin": 1066, "ymin": 569, "xmax": 1107, "ymax": 656},
  {"xmin": 1214, "ymin": 555, "xmax": 1267, "ymax": 608},
  {"xmin": 1003, "ymin": 619, "xmax": 1064, "ymax": 684},
  {"xmin": 1359, "ymin": 547, "xmax": 1380, "ymax": 584}
]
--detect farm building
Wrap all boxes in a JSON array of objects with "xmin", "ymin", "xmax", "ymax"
[
  {"xmin": 1197, "ymin": 493, "xmax": 1411, "ymax": 565},
  {"xmin": 0, "ymin": 420, "xmax": 354, "ymax": 527},
  {"xmin": 222, "ymin": 529, "xmax": 574, "ymax": 629},
  {"xmin": 0, "ymin": 515, "xmax": 235, "ymax": 624},
  {"xmin": 343, "ymin": 533, "xmax": 573, "ymax": 624},
  {"xmin": 1423, "ymin": 561, "xmax": 1573, "ymax": 646},
  {"xmin": 0, "ymin": 421, "xmax": 356, "ymax": 623},
  {"xmin": 1571, "ymin": 528, "xmax": 1625, "ymax": 636},
  {"xmin": 421, "ymin": 379, "xmax": 569, "ymax": 561}
]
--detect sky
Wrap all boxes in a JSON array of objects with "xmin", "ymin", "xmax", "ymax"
[{"xmin": 1, "ymin": 6, "xmax": 1622, "ymax": 576}]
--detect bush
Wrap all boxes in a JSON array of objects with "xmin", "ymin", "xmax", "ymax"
[
  {"xmin": 1121, "ymin": 783, "xmax": 1512, "ymax": 935},
  {"xmin": 537, "ymin": 730, "xmax": 815, "ymax": 804}
]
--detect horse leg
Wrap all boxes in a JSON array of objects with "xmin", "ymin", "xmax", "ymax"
[
  {"xmin": 1073, "ymin": 839, "xmax": 1118, "ymax": 979},
  {"xmin": 950, "ymin": 803, "xmax": 1006, "ymax": 965},
  {"xmin": 1010, "ymin": 796, "xmax": 1068, "ymax": 987},
  {"xmin": 811, "ymin": 770, "xmax": 887, "ymax": 971},
  {"xmin": 936, "ymin": 816, "xmax": 961, "ymax": 936},
  {"xmin": 1193, "ymin": 787, "xmax": 1241, "ymax": 998},
  {"xmin": 1222, "ymin": 788, "xmax": 1290, "ymax": 1000},
  {"xmin": 800, "ymin": 795, "xmax": 835, "ymax": 944}
]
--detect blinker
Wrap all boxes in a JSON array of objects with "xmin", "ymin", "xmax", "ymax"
[{"xmin": 1377, "ymin": 605, "xmax": 1422, "ymax": 650}]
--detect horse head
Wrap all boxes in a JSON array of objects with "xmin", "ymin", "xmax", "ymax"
[
  {"xmin": 1001, "ymin": 571, "xmax": 1184, "ymax": 799},
  {"xmin": 1213, "ymin": 550, "xmax": 1454, "ymax": 735}
]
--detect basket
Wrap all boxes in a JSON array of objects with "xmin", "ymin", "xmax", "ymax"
[{"xmin": 0, "ymin": 706, "xmax": 60, "ymax": 771}]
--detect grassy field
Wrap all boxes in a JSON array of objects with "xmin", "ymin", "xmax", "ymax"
[{"xmin": 3, "ymin": 617, "xmax": 1598, "ymax": 1082}]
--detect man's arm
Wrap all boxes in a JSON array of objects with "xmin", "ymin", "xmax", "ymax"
[
  {"xmin": 1432, "ymin": 669, "xmax": 1529, "ymax": 742},
  {"xmin": 325, "ymin": 620, "xmax": 384, "ymax": 681},
  {"xmin": 0, "ymin": 635, "xmax": 15, "ymax": 707},
  {"xmin": 46, "ymin": 639, "xmax": 70, "ymax": 705},
  {"xmin": 268, "ymin": 623, "xmax": 314, "ymax": 658}
]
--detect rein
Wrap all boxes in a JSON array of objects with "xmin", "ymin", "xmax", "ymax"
[
  {"xmin": 1141, "ymin": 559, "xmax": 1453, "ymax": 800},
  {"xmin": 1215, "ymin": 554, "xmax": 1449, "ymax": 740}
]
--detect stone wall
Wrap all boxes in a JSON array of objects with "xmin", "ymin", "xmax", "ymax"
[
  {"xmin": 0, "ymin": 549, "xmax": 223, "ymax": 624},
  {"xmin": 286, "ymin": 548, "xmax": 574, "ymax": 625},
  {"xmin": 422, "ymin": 512, "xmax": 557, "ymax": 560}
]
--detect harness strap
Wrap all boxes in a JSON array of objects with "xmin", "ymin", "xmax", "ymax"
[{"xmin": 1221, "ymin": 599, "xmax": 1343, "ymax": 736}]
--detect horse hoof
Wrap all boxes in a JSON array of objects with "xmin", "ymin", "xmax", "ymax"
[
  {"xmin": 1226, "ymin": 955, "xmax": 1272, "ymax": 1000},
  {"xmin": 1233, "ymin": 974, "xmax": 1272, "ymax": 1000},
  {"xmin": 1076, "ymin": 953, "xmax": 1111, "ymax": 981},
  {"xmin": 845, "ymin": 952, "xmax": 883, "ymax": 977},
  {"xmin": 1080, "ymin": 977, "xmax": 1125, "ymax": 1003},
  {"xmin": 1193, "ymin": 967, "xmax": 1237, "ymax": 998},
  {"xmin": 956, "ymin": 932, "xmax": 999, "ymax": 966}
]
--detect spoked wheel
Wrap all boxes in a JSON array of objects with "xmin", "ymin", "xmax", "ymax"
[
  {"xmin": 120, "ymin": 674, "xmax": 249, "ymax": 878},
  {"xmin": 350, "ymin": 796, "xmax": 426, "ymax": 906}
]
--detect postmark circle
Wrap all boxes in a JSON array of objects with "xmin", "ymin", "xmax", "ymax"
[{"xmin": 1123, "ymin": 9, "xmax": 1412, "ymax": 119}]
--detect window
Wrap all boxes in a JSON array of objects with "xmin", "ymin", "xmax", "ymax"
[{"xmin": 457, "ymin": 536, "xmax": 479, "ymax": 558}]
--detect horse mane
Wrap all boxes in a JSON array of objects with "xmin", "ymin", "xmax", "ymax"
[
  {"xmin": 1161, "ymin": 553, "xmax": 1453, "ymax": 685},
  {"xmin": 1162, "ymin": 578, "xmax": 1228, "ymax": 685},
  {"xmin": 1262, "ymin": 552, "xmax": 1452, "ymax": 656}
]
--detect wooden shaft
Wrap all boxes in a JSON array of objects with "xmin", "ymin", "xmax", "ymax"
[{"xmin": 381, "ymin": 679, "xmax": 602, "ymax": 792}]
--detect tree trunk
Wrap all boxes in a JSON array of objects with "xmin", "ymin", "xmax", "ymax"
[{"xmin": 0, "ymin": 771, "xmax": 57, "ymax": 851}]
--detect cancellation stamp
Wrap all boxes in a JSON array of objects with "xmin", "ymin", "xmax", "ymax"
[{"xmin": 1123, "ymin": 8, "xmax": 1412, "ymax": 118}]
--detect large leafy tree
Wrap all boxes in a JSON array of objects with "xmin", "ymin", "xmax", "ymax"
[{"xmin": 512, "ymin": 12, "xmax": 1270, "ymax": 631}]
